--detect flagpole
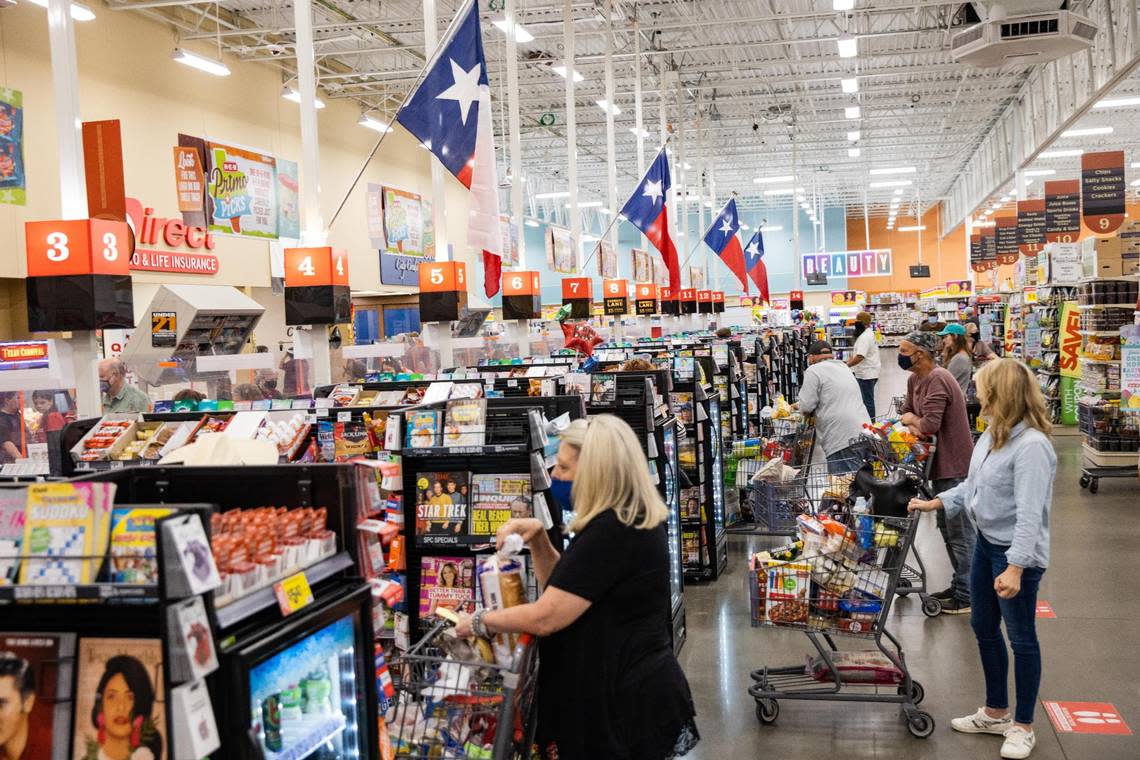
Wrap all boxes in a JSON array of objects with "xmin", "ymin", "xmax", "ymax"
[
  {"xmin": 579, "ymin": 133, "xmax": 673, "ymax": 272},
  {"xmin": 327, "ymin": 0, "xmax": 478, "ymax": 231}
]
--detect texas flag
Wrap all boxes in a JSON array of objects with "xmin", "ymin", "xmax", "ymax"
[
  {"xmin": 620, "ymin": 146, "xmax": 680, "ymax": 291},
  {"xmin": 704, "ymin": 198, "xmax": 748, "ymax": 292},
  {"xmin": 396, "ymin": 0, "xmax": 503, "ymax": 297},
  {"xmin": 743, "ymin": 229, "xmax": 771, "ymax": 305}
]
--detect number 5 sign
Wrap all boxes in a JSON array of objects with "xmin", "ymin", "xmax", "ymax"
[
  {"xmin": 418, "ymin": 261, "xmax": 469, "ymax": 323},
  {"xmin": 25, "ymin": 219, "xmax": 131, "ymax": 277}
]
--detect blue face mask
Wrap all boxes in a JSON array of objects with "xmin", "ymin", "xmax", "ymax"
[
  {"xmin": 548, "ymin": 475, "xmax": 573, "ymax": 512},
  {"xmin": 99, "ymin": 380, "xmax": 111, "ymax": 394}
]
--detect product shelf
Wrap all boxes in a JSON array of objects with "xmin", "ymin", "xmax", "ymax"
[{"xmin": 214, "ymin": 551, "xmax": 354, "ymax": 629}]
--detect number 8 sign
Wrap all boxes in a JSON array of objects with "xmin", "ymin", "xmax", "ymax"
[{"xmin": 25, "ymin": 219, "xmax": 131, "ymax": 278}]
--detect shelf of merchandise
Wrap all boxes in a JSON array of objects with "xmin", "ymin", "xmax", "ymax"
[
  {"xmin": 673, "ymin": 379, "xmax": 727, "ymax": 583},
  {"xmin": 1031, "ymin": 285, "xmax": 1076, "ymax": 427},
  {"xmin": 865, "ymin": 297, "xmax": 920, "ymax": 347}
]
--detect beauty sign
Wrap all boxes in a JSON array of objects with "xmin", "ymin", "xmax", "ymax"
[
  {"xmin": 801, "ymin": 249, "xmax": 892, "ymax": 279},
  {"xmin": 206, "ymin": 141, "xmax": 278, "ymax": 239}
]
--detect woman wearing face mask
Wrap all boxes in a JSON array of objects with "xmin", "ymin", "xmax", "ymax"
[{"xmin": 455, "ymin": 416, "xmax": 698, "ymax": 760}]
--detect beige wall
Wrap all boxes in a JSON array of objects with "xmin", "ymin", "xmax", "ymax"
[{"xmin": 0, "ymin": 1, "xmax": 472, "ymax": 293}]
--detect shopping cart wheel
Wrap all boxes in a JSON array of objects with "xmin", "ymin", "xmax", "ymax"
[
  {"xmin": 1079, "ymin": 475, "xmax": 1090, "ymax": 489},
  {"xmin": 755, "ymin": 699, "xmax": 779, "ymax": 724},
  {"xmin": 898, "ymin": 680, "xmax": 925, "ymax": 705},
  {"xmin": 921, "ymin": 596, "xmax": 942, "ymax": 618},
  {"xmin": 906, "ymin": 711, "xmax": 935, "ymax": 738},
  {"xmin": 1089, "ymin": 478, "xmax": 1099, "ymax": 494}
]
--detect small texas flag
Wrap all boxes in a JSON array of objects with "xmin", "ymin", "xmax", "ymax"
[
  {"xmin": 704, "ymin": 198, "xmax": 747, "ymax": 293},
  {"xmin": 743, "ymin": 229, "xmax": 771, "ymax": 305}
]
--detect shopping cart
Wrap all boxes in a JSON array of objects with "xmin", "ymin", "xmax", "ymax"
[
  {"xmin": 746, "ymin": 462, "xmax": 935, "ymax": 738},
  {"xmin": 382, "ymin": 619, "xmax": 539, "ymax": 758},
  {"xmin": 746, "ymin": 460, "xmax": 859, "ymax": 536},
  {"xmin": 757, "ymin": 415, "xmax": 816, "ymax": 467}
]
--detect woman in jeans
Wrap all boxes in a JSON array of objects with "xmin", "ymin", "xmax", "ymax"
[{"xmin": 909, "ymin": 359, "xmax": 1056, "ymax": 760}]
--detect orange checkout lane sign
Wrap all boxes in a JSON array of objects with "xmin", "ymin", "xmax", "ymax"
[
  {"xmin": 26, "ymin": 219, "xmax": 131, "ymax": 277},
  {"xmin": 284, "ymin": 247, "xmax": 349, "ymax": 287},
  {"xmin": 419, "ymin": 261, "xmax": 466, "ymax": 293}
]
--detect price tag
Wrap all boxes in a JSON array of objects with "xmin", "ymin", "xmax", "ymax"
[
  {"xmin": 274, "ymin": 571, "xmax": 314, "ymax": 616},
  {"xmin": 337, "ymin": 411, "xmax": 352, "ymax": 422}
]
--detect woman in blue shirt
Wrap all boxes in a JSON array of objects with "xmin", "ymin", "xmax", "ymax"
[{"xmin": 909, "ymin": 359, "xmax": 1056, "ymax": 760}]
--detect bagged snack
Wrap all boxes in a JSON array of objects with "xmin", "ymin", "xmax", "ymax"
[
  {"xmin": 806, "ymin": 651, "xmax": 902, "ymax": 685},
  {"xmin": 476, "ymin": 539, "xmax": 528, "ymax": 665}
]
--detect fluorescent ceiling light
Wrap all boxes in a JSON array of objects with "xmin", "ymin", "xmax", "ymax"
[
  {"xmin": 999, "ymin": 195, "xmax": 1010, "ymax": 202},
  {"xmin": 973, "ymin": 221, "xmax": 995, "ymax": 227},
  {"xmin": 1094, "ymin": 96, "xmax": 1140, "ymax": 109},
  {"xmin": 847, "ymin": 130, "xmax": 861, "ymax": 141},
  {"xmin": 581, "ymin": 234, "xmax": 600, "ymax": 242},
  {"xmin": 984, "ymin": 209, "xmax": 994, "ymax": 216},
  {"xmin": 569, "ymin": 200, "xmax": 605, "ymax": 208},
  {"xmin": 848, "ymin": 147, "xmax": 861, "ymax": 157},
  {"xmin": 841, "ymin": 77, "xmax": 859, "ymax": 94},
  {"xmin": 870, "ymin": 179, "xmax": 912, "ymax": 188},
  {"xmin": 551, "ymin": 64, "xmax": 585, "ymax": 83},
  {"xmin": 282, "ymin": 87, "xmax": 325, "ymax": 108},
  {"xmin": 869, "ymin": 166, "xmax": 916, "ymax": 175},
  {"xmin": 703, "ymin": 201, "xmax": 714, "ymax": 208},
  {"xmin": 893, "ymin": 188, "xmax": 904, "ymax": 196},
  {"xmin": 753, "ymin": 175, "xmax": 796, "ymax": 184},
  {"xmin": 1039, "ymin": 148, "xmax": 1084, "ymax": 158},
  {"xmin": 837, "ymin": 34, "xmax": 858, "ymax": 58},
  {"xmin": 596, "ymin": 99, "xmax": 621, "ymax": 116},
  {"xmin": 739, "ymin": 223, "xmax": 750, "ymax": 230},
  {"xmin": 535, "ymin": 191, "xmax": 571, "ymax": 199},
  {"xmin": 844, "ymin": 106, "xmax": 861, "ymax": 119},
  {"xmin": 492, "ymin": 18, "xmax": 534, "ymax": 43},
  {"xmin": 358, "ymin": 114, "xmax": 391, "ymax": 133},
  {"xmin": 171, "ymin": 47, "xmax": 230, "ymax": 77},
  {"xmin": 524, "ymin": 219, "xmax": 540, "ymax": 227},
  {"xmin": 1130, "ymin": 179, "xmax": 1140, "ymax": 187},
  {"xmin": 759, "ymin": 225, "xmax": 783, "ymax": 232},
  {"xmin": 1024, "ymin": 169, "xmax": 1055, "ymax": 177},
  {"xmin": 1061, "ymin": 126, "xmax": 1113, "ymax": 137},
  {"xmin": 28, "ymin": 0, "xmax": 94, "ymax": 21},
  {"xmin": 629, "ymin": 126, "xmax": 651, "ymax": 138},
  {"xmin": 764, "ymin": 187, "xmax": 801, "ymax": 196},
  {"xmin": 898, "ymin": 225, "xmax": 926, "ymax": 232},
  {"xmin": 681, "ymin": 162, "xmax": 692, "ymax": 171},
  {"xmin": 833, "ymin": 0, "xmax": 855, "ymax": 9}
]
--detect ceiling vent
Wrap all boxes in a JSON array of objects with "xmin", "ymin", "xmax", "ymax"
[{"xmin": 951, "ymin": 9, "xmax": 1096, "ymax": 67}]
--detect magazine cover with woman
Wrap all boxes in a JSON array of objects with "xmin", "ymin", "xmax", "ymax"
[{"xmin": 73, "ymin": 638, "xmax": 165, "ymax": 760}]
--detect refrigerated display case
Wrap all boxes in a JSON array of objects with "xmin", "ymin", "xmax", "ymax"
[
  {"xmin": 223, "ymin": 583, "xmax": 377, "ymax": 760},
  {"xmin": 660, "ymin": 417, "xmax": 686, "ymax": 652}
]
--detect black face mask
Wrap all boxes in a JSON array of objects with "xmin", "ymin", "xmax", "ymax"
[
  {"xmin": 897, "ymin": 353, "xmax": 914, "ymax": 371},
  {"xmin": 853, "ymin": 323, "xmax": 866, "ymax": 336}
]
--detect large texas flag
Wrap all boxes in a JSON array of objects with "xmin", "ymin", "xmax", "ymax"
[
  {"xmin": 620, "ymin": 146, "xmax": 680, "ymax": 291},
  {"xmin": 743, "ymin": 229, "xmax": 770, "ymax": 304},
  {"xmin": 704, "ymin": 198, "xmax": 748, "ymax": 292},
  {"xmin": 396, "ymin": 0, "xmax": 503, "ymax": 297}
]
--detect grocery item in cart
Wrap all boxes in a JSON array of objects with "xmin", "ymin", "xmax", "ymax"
[
  {"xmin": 806, "ymin": 651, "xmax": 903, "ymax": 685},
  {"xmin": 765, "ymin": 562, "xmax": 811, "ymax": 625}
]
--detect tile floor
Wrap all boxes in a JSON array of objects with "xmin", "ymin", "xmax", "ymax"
[{"xmin": 678, "ymin": 350, "xmax": 1139, "ymax": 760}]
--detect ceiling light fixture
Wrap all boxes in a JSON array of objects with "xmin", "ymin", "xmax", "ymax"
[
  {"xmin": 837, "ymin": 33, "xmax": 858, "ymax": 58},
  {"xmin": 848, "ymin": 147, "xmax": 861, "ymax": 157},
  {"xmin": 629, "ymin": 126, "xmax": 651, "ymax": 138},
  {"xmin": 833, "ymin": 0, "xmax": 855, "ymax": 10},
  {"xmin": 1130, "ymin": 179, "xmax": 1140, "ymax": 187},
  {"xmin": 1024, "ymin": 169, "xmax": 1056, "ymax": 177},
  {"xmin": 847, "ymin": 130, "xmax": 861, "ymax": 141},
  {"xmin": 1061, "ymin": 126, "xmax": 1114, "ymax": 137},
  {"xmin": 28, "ymin": 0, "xmax": 95, "ymax": 21},
  {"xmin": 171, "ymin": 47, "xmax": 230, "ymax": 77},
  {"xmin": 569, "ymin": 200, "xmax": 605, "ymax": 208},
  {"xmin": 759, "ymin": 225, "xmax": 784, "ymax": 232},
  {"xmin": 1038, "ymin": 148, "xmax": 1084, "ymax": 158},
  {"xmin": 535, "ymin": 191, "xmax": 571, "ymax": 199},
  {"xmin": 282, "ymin": 87, "xmax": 325, "ymax": 108},
  {"xmin": 753, "ymin": 175, "xmax": 796, "ymax": 184},
  {"xmin": 525, "ymin": 219, "xmax": 541, "ymax": 227},
  {"xmin": 984, "ymin": 209, "xmax": 994, "ymax": 215},
  {"xmin": 870, "ymin": 179, "xmax": 912, "ymax": 188},
  {"xmin": 893, "ymin": 188, "xmax": 904, "ymax": 196},
  {"xmin": 1093, "ymin": 96, "xmax": 1140, "ymax": 109},
  {"xmin": 491, "ymin": 17, "xmax": 534, "ymax": 43},
  {"xmin": 764, "ymin": 188, "xmax": 800, "ymax": 196},
  {"xmin": 999, "ymin": 195, "xmax": 1010, "ymax": 202},
  {"xmin": 595, "ymin": 98, "xmax": 621, "ymax": 116},
  {"xmin": 551, "ymin": 64, "xmax": 585, "ymax": 83},
  {"xmin": 869, "ymin": 166, "xmax": 917, "ymax": 175},
  {"xmin": 844, "ymin": 105, "xmax": 861, "ymax": 119},
  {"xmin": 358, "ymin": 113, "xmax": 391, "ymax": 133},
  {"xmin": 898, "ymin": 225, "xmax": 926, "ymax": 232},
  {"xmin": 841, "ymin": 77, "xmax": 859, "ymax": 94}
]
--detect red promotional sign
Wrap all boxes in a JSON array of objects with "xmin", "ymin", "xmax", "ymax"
[
  {"xmin": 995, "ymin": 216, "xmax": 1019, "ymax": 264},
  {"xmin": 0, "ymin": 342, "xmax": 49, "ymax": 364},
  {"xmin": 711, "ymin": 291, "xmax": 725, "ymax": 303},
  {"xmin": 561, "ymin": 277, "xmax": 592, "ymax": 300},
  {"xmin": 25, "ymin": 219, "xmax": 131, "ymax": 277},
  {"xmin": 1035, "ymin": 601, "xmax": 1056, "ymax": 619},
  {"xmin": 1017, "ymin": 199, "xmax": 1047, "ymax": 257},
  {"xmin": 679, "ymin": 288, "xmax": 696, "ymax": 302},
  {"xmin": 130, "ymin": 250, "xmax": 219, "ymax": 275},
  {"xmin": 1081, "ymin": 150, "xmax": 1126, "ymax": 234},
  {"xmin": 1044, "ymin": 702, "xmax": 1131, "ymax": 735},
  {"xmin": 83, "ymin": 120, "xmax": 127, "ymax": 223},
  {"xmin": 1045, "ymin": 179, "xmax": 1081, "ymax": 243}
]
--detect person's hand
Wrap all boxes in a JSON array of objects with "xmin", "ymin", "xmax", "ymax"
[
  {"xmin": 496, "ymin": 518, "xmax": 546, "ymax": 549},
  {"xmin": 453, "ymin": 612, "xmax": 473, "ymax": 637},
  {"xmin": 900, "ymin": 412, "xmax": 919, "ymax": 427},
  {"xmin": 907, "ymin": 497, "xmax": 942, "ymax": 513},
  {"xmin": 995, "ymin": 566, "xmax": 1022, "ymax": 599}
]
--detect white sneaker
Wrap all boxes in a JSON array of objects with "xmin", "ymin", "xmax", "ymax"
[
  {"xmin": 1000, "ymin": 726, "xmax": 1036, "ymax": 759},
  {"xmin": 950, "ymin": 707, "xmax": 1013, "ymax": 735}
]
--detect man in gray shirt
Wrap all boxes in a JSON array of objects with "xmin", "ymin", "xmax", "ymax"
[{"xmin": 795, "ymin": 340, "xmax": 870, "ymax": 474}]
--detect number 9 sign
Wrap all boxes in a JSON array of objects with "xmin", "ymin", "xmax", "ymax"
[{"xmin": 25, "ymin": 219, "xmax": 131, "ymax": 278}]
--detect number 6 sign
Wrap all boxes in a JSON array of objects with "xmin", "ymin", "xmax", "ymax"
[
  {"xmin": 25, "ymin": 219, "xmax": 131, "ymax": 277},
  {"xmin": 503, "ymin": 270, "xmax": 541, "ymax": 320}
]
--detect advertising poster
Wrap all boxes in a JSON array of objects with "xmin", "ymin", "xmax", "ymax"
[
  {"xmin": 0, "ymin": 634, "xmax": 66, "ymax": 760},
  {"xmin": 378, "ymin": 185, "xmax": 434, "ymax": 286},
  {"xmin": 172, "ymin": 146, "xmax": 205, "ymax": 215},
  {"xmin": 1059, "ymin": 300, "xmax": 1081, "ymax": 379},
  {"xmin": 597, "ymin": 239, "xmax": 617, "ymax": 279},
  {"xmin": 1081, "ymin": 150, "xmax": 1125, "ymax": 235},
  {"xmin": 1024, "ymin": 310, "xmax": 1043, "ymax": 368},
  {"xmin": 631, "ymin": 248, "xmax": 652, "ymax": 283},
  {"xmin": 995, "ymin": 216, "xmax": 1019, "ymax": 264},
  {"xmin": 499, "ymin": 215, "xmax": 519, "ymax": 268},
  {"xmin": 1017, "ymin": 199, "xmax": 1047, "ymax": 257},
  {"xmin": 689, "ymin": 267, "xmax": 705, "ymax": 289},
  {"xmin": 1121, "ymin": 324, "xmax": 1140, "ymax": 413},
  {"xmin": 73, "ymin": 638, "xmax": 166, "ymax": 760},
  {"xmin": 0, "ymin": 88, "xmax": 24, "ymax": 205},
  {"xmin": 546, "ymin": 225, "xmax": 576, "ymax": 274},
  {"xmin": 205, "ymin": 141, "xmax": 278, "ymax": 239},
  {"xmin": 276, "ymin": 158, "xmax": 300, "ymax": 240},
  {"xmin": 1044, "ymin": 179, "xmax": 1081, "ymax": 243},
  {"xmin": 653, "ymin": 256, "xmax": 668, "ymax": 286}
]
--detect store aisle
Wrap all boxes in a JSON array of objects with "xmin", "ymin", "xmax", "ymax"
[{"xmin": 680, "ymin": 349, "xmax": 1140, "ymax": 760}]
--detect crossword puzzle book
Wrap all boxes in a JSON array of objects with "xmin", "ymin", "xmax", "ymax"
[{"xmin": 18, "ymin": 483, "xmax": 117, "ymax": 585}]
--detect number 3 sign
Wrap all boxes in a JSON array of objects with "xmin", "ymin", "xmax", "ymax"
[{"xmin": 25, "ymin": 219, "xmax": 131, "ymax": 277}]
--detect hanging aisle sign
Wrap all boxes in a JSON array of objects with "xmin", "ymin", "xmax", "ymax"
[
  {"xmin": 801, "ymin": 249, "xmax": 892, "ymax": 279},
  {"xmin": 1044, "ymin": 180, "xmax": 1081, "ymax": 243},
  {"xmin": 502, "ymin": 271, "xmax": 541, "ymax": 320},
  {"xmin": 1081, "ymin": 150, "xmax": 1126, "ymax": 234},
  {"xmin": 981, "ymin": 227, "xmax": 997, "ymax": 269},
  {"xmin": 561, "ymin": 277, "xmax": 593, "ymax": 319},
  {"xmin": 995, "ymin": 216, "xmax": 1019, "ymax": 264},
  {"xmin": 634, "ymin": 283, "xmax": 658, "ymax": 315},
  {"xmin": 970, "ymin": 232, "xmax": 985, "ymax": 272},
  {"xmin": 1017, "ymin": 199, "xmax": 1047, "ymax": 257},
  {"xmin": 603, "ymin": 279, "xmax": 628, "ymax": 316}
]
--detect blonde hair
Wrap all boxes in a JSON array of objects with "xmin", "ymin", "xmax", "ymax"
[
  {"xmin": 567, "ymin": 414, "xmax": 668, "ymax": 533},
  {"xmin": 975, "ymin": 358, "xmax": 1052, "ymax": 449}
]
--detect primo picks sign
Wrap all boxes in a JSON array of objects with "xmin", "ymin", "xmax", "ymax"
[{"xmin": 801, "ymin": 249, "xmax": 892, "ymax": 280}]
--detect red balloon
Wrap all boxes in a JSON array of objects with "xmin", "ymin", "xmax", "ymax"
[{"xmin": 561, "ymin": 320, "xmax": 603, "ymax": 357}]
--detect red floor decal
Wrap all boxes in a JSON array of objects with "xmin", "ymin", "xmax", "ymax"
[
  {"xmin": 1036, "ymin": 601, "xmax": 1056, "ymax": 619},
  {"xmin": 1044, "ymin": 701, "xmax": 1132, "ymax": 735}
]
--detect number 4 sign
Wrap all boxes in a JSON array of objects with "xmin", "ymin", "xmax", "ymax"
[
  {"xmin": 25, "ymin": 219, "xmax": 131, "ymax": 277},
  {"xmin": 284, "ymin": 247, "xmax": 349, "ymax": 287}
]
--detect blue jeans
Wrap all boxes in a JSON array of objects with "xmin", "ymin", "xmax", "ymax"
[
  {"xmin": 971, "ymin": 531, "xmax": 1044, "ymax": 725},
  {"xmin": 934, "ymin": 477, "xmax": 975, "ymax": 604},
  {"xmin": 827, "ymin": 444, "xmax": 862, "ymax": 474},
  {"xmin": 856, "ymin": 378, "xmax": 877, "ymax": 419}
]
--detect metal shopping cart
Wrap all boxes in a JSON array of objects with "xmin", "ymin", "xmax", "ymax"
[
  {"xmin": 757, "ymin": 415, "xmax": 817, "ymax": 466},
  {"xmin": 382, "ymin": 620, "xmax": 539, "ymax": 758},
  {"xmin": 747, "ymin": 461, "xmax": 859, "ymax": 536},
  {"xmin": 746, "ymin": 460, "xmax": 935, "ymax": 738},
  {"xmin": 728, "ymin": 416, "xmax": 821, "ymax": 535}
]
